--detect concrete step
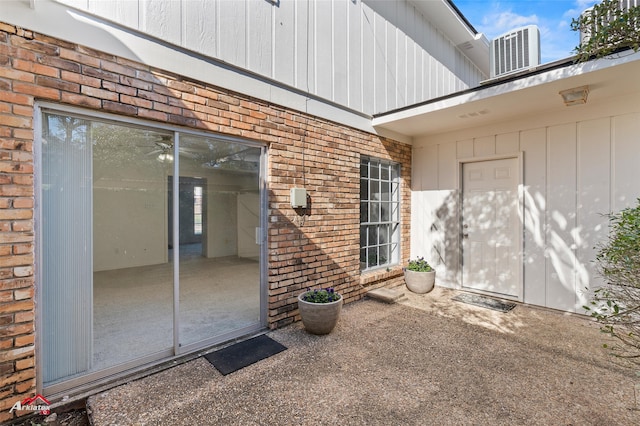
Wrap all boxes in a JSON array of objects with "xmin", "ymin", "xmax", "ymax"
[{"xmin": 366, "ymin": 287, "xmax": 405, "ymax": 304}]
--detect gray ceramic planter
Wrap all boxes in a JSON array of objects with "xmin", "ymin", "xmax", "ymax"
[
  {"xmin": 404, "ymin": 269, "xmax": 435, "ymax": 294},
  {"xmin": 297, "ymin": 293, "xmax": 343, "ymax": 335}
]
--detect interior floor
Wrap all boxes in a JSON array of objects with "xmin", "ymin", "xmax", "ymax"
[{"xmin": 92, "ymin": 247, "xmax": 260, "ymax": 372}]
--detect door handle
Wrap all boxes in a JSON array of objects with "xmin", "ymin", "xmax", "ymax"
[{"xmin": 463, "ymin": 233, "xmax": 469, "ymax": 239}]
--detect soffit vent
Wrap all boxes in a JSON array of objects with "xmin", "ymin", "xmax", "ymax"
[{"xmin": 489, "ymin": 25, "xmax": 541, "ymax": 78}]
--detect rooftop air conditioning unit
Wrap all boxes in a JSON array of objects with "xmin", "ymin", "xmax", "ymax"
[
  {"xmin": 579, "ymin": 0, "xmax": 639, "ymax": 45},
  {"xmin": 490, "ymin": 25, "xmax": 540, "ymax": 78}
]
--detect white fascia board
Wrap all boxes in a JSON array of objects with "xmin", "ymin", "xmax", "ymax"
[
  {"xmin": 373, "ymin": 50, "xmax": 640, "ymax": 128},
  {"xmin": 2, "ymin": 0, "xmax": 377, "ymax": 135}
]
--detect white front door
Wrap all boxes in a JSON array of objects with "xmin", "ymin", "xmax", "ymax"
[{"xmin": 462, "ymin": 158, "xmax": 521, "ymax": 298}]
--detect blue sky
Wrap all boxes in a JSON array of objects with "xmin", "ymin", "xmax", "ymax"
[{"xmin": 452, "ymin": 0, "xmax": 600, "ymax": 63}]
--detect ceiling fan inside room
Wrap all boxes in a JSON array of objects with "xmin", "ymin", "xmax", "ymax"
[{"xmin": 145, "ymin": 135, "xmax": 199, "ymax": 163}]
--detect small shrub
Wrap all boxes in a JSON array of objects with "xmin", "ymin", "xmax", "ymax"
[
  {"xmin": 584, "ymin": 198, "xmax": 640, "ymax": 364},
  {"xmin": 301, "ymin": 287, "xmax": 341, "ymax": 303},
  {"xmin": 406, "ymin": 257, "xmax": 433, "ymax": 272}
]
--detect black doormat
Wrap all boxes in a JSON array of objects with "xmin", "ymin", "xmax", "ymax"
[
  {"xmin": 204, "ymin": 334, "xmax": 287, "ymax": 375},
  {"xmin": 452, "ymin": 293, "xmax": 517, "ymax": 313}
]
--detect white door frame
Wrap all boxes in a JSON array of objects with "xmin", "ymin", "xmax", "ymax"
[{"xmin": 457, "ymin": 153, "xmax": 524, "ymax": 301}]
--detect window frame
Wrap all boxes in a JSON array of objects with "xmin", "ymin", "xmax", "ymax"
[{"xmin": 359, "ymin": 157, "xmax": 401, "ymax": 271}]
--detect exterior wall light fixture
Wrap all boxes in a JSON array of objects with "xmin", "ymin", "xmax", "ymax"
[{"xmin": 559, "ymin": 85, "xmax": 589, "ymax": 106}]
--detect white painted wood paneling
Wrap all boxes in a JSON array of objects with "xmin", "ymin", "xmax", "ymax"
[
  {"xmin": 295, "ymin": 0, "xmax": 311, "ymax": 91},
  {"xmin": 182, "ymin": 0, "xmax": 218, "ymax": 60},
  {"xmin": 521, "ymin": 128, "xmax": 547, "ymax": 307},
  {"xmin": 546, "ymin": 124, "xmax": 578, "ymax": 312},
  {"xmin": 333, "ymin": 0, "xmax": 348, "ymax": 106},
  {"xmin": 361, "ymin": 3, "xmax": 375, "ymax": 113},
  {"xmin": 411, "ymin": 190, "xmax": 456, "ymax": 279},
  {"xmin": 347, "ymin": 1, "xmax": 362, "ymax": 112},
  {"xmin": 140, "ymin": 0, "xmax": 181, "ymax": 46},
  {"xmin": 496, "ymin": 132, "xmax": 519, "ymax": 155},
  {"xmin": 219, "ymin": 0, "xmax": 247, "ymax": 68},
  {"xmin": 412, "ymin": 145, "xmax": 438, "ymax": 191},
  {"xmin": 474, "ymin": 135, "xmax": 495, "ymax": 157},
  {"xmin": 90, "ymin": 0, "xmax": 138, "ymax": 29},
  {"xmin": 412, "ymin": 107, "xmax": 639, "ymax": 314},
  {"xmin": 437, "ymin": 141, "xmax": 457, "ymax": 190},
  {"xmin": 576, "ymin": 118, "xmax": 610, "ymax": 306},
  {"xmin": 274, "ymin": 0, "xmax": 295, "ymax": 87},
  {"xmin": 456, "ymin": 139, "xmax": 473, "ymax": 158},
  {"xmin": 612, "ymin": 113, "xmax": 640, "ymax": 211},
  {"xmin": 55, "ymin": 0, "xmax": 485, "ymax": 116},
  {"xmin": 315, "ymin": 0, "xmax": 333, "ymax": 101},
  {"xmin": 374, "ymin": 10, "xmax": 387, "ymax": 114},
  {"xmin": 247, "ymin": 0, "xmax": 273, "ymax": 77}
]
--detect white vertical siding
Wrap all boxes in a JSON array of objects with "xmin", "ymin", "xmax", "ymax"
[
  {"xmin": 274, "ymin": 0, "xmax": 296, "ymax": 87},
  {"xmin": 333, "ymin": 0, "xmax": 348, "ymax": 106},
  {"xmin": 140, "ymin": 0, "xmax": 181, "ymax": 46},
  {"xmin": 247, "ymin": 0, "xmax": 273, "ymax": 77},
  {"xmin": 55, "ymin": 0, "xmax": 485, "ymax": 116},
  {"xmin": 576, "ymin": 118, "xmax": 610, "ymax": 306},
  {"xmin": 348, "ymin": 2, "xmax": 362, "ymax": 111},
  {"xmin": 612, "ymin": 114, "xmax": 640, "ymax": 210},
  {"xmin": 182, "ymin": 0, "xmax": 218, "ymax": 60},
  {"xmin": 546, "ymin": 124, "xmax": 577, "ymax": 311},
  {"xmin": 219, "ymin": 1, "xmax": 247, "ymax": 68},
  {"xmin": 521, "ymin": 128, "xmax": 547, "ymax": 307},
  {"xmin": 412, "ymin": 110, "xmax": 640, "ymax": 313}
]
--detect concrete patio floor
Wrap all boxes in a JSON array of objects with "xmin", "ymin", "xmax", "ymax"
[{"xmin": 88, "ymin": 287, "xmax": 640, "ymax": 425}]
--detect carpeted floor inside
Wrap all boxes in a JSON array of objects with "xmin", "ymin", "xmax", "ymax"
[{"xmin": 92, "ymin": 253, "xmax": 260, "ymax": 372}]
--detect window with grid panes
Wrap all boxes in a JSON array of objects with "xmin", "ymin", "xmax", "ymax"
[{"xmin": 360, "ymin": 157, "xmax": 400, "ymax": 270}]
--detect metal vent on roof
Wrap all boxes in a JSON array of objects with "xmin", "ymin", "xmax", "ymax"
[{"xmin": 489, "ymin": 25, "xmax": 540, "ymax": 78}]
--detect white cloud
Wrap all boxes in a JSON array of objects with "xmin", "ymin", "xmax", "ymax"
[{"xmin": 479, "ymin": 10, "xmax": 539, "ymax": 38}]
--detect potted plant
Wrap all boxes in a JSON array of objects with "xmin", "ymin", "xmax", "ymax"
[
  {"xmin": 404, "ymin": 257, "xmax": 435, "ymax": 294},
  {"xmin": 297, "ymin": 287, "xmax": 343, "ymax": 335}
]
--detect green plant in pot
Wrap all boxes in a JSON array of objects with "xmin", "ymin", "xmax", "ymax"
[
  {"xmin": 297, "ymin": 287, "xmax": 343, "ymax": 335},
  {"xmin": 404, "ymin": 257, "xmax": 435, "ymax": 294}
]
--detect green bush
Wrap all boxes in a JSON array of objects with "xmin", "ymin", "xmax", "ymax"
[
  {"xmin": 571, "ymin": 0, "xmax": 640, "ymax": 62},
  {"xmin": 300, "ymin": 287, "xmax": 341, "ymax": 304},
  {"xmin": 406, "ymin": 257, "xmax": 433, "ymax": 272},
  {"xmin": 585, "ymin": 199, "xmax": 640, "ymax": 364}
]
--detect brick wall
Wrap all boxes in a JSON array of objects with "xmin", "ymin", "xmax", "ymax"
[{"xmin": 0, "ymin": 22, "xmax": 410, "ymax": 420}]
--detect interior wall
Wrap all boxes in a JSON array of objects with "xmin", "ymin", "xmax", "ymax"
[
  {"xmin": 206, "ymin": 192, "xmax": 238, "ymax": 258},
  {"xmin": 93, "ymin": 175, "xmax": 168, "ymax": 272},
  {"xmin": 237, "ymin": 192, "xmax": 260, "ymax": 259},
  {"xmin": 412, "ymin": 103, "xmax": 640, "ymax": 313}
]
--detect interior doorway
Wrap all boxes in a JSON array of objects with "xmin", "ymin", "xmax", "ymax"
[
  {"xmin": 168, "ymin": 177, "xmax": 206, "ymax": 256},
  {"xmin": 461, "ymin": 157, "xmax": 522, "ymax": 299}
]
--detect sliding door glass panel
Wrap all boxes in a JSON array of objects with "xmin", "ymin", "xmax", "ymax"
[
  {"xmin": 177, "ymin": 135, "xmax": 261, "ymax": 346},
  {"xmin": 91, "ymin": 124, "xmax": 174, "ymax": 371},
  {"xmin": 41, "ymin": 112, "xmax": 174, "ymax": 386}
]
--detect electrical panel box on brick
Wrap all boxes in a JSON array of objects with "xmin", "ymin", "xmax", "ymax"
[{"xmin": 290, "ymin": 187, "xmax": 307, "ymax": 208}]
